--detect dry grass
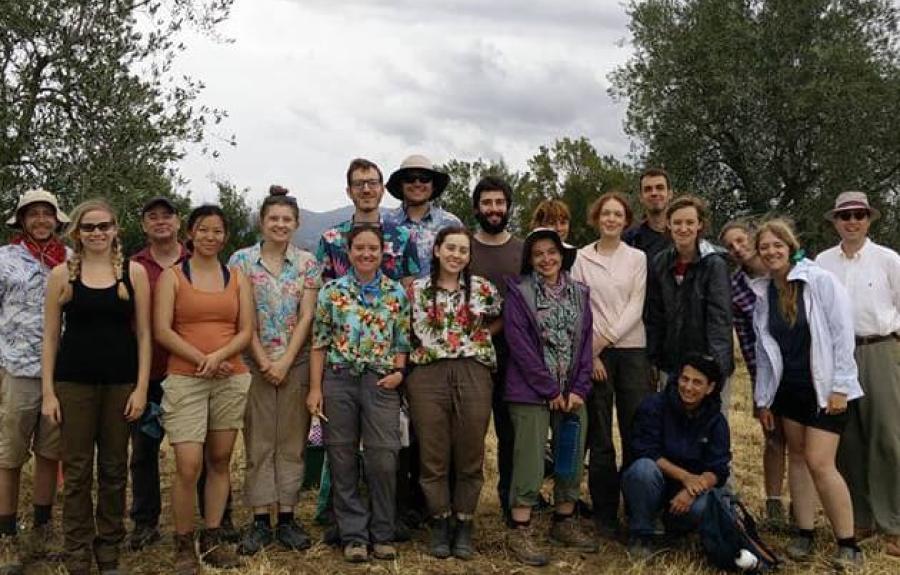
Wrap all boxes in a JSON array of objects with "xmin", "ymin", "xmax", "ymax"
[{"xmin": 4, "ymin": 365, "xmax": 899, "ymax": 574}]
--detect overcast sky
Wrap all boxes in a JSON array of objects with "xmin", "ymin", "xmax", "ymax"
[{"xmin": 176, "ymin": 0, "xmax": 635, "ymax": 212}]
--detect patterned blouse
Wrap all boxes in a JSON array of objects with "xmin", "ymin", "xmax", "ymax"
[
  {"xmin": 315, "ymin": 218, "xmax": 420, "ymax": 281},
  {"xmin": 0, "ymin": 244, "xmax": 56, "ymax": 377},
  {"xmin": 408, "ymin": 275, "xmax": 501, "ymax": 369},
  {"xmin": 384, "ymin": 205, "xmax": 463, "ymax": 277},
  {"xmin": 229, "ymin": 242, "xmax": 322, "ymax": 362},
  {"xmin": 313, "ymin": 270, "xmax": 411, "ymax": 375}
]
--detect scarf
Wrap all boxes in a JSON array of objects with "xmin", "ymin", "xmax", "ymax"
[
  {"xmin": 354, "ymin": 270, "xmax": 383, "ymax": 307},
  {"xmin": 533, "ymin": 272, "xmax": 580, "ymax": 392},
  {"xmin": 10, "ymin": 233, "xmax": 67, "ymax": 269}
]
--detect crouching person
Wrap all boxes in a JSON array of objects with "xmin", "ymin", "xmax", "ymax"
[{"xmin": 622, "ymin": 353, "xmax": 730, "ymax": 559}]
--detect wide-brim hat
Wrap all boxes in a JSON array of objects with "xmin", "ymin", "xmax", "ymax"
[
  {"xmin": 521, "ymin": 227, "xmax": 577, "ymax": 275},
  {"xmin": 6, "ymin": 188, "xmax": 70, "ymax": 228},
  {"xmin": 386, "ymin": 154, "xmax": 450, "ymax": 201},
  {"xmin": 824, "ymin": 190, "xmax": 881, "ymax": 222}
]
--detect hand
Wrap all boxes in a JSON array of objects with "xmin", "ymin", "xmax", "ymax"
[
  {"xmin": 758, "ymin": 408, "xmax": 775, "ymax": 432},
  {"xmin": 214, "ymin": 361, "xmax": 234, "ymax": 379},
  {"xmin": 565, "ymin": 393, "xmax": 584, "ymax": 413},
  {"xmin": 124, "ymin": 389, "xmax": 147, "ymax": 422},
  {"xmin": 306, "ymin": 387, "xmax": 323, "ymax": 419},
  {"xmin": 377, "ymin": 371, "xmax": 403, "ymax": 390},
  {"xmin": 548, "ymin": 394, "xmax": 566, "ymax": 411},
  {"xmin": 669, "ymin": 488, "xmax": 696, "ymax": 515},
  {"xmin": 195, "ymin": 352, "xmax": 224, "ymax": 379},
  {"xmin": 264, "ymin": 357, "xmax": 290, "ymax": 386},
  {"xmin": 592, "ymin": 357, "xmax": 608, "ymax": 382},
  {"xmin": 42, "ymin": 393, "xmax": 62, "ymax": 425},
  {"xmin": 595, "ymin": 336, "xmax": 611, "ymax": 355},
  {"xmin": 681, "ymin": 473, "xmax": 707, "ymax": 497},
  {"xmin": 825, "ymin": 392, "xmax": 848, "ymax": 415}
]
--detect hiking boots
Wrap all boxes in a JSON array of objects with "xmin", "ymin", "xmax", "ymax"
[
  {"xmin": 428, "ymin": 517, "xmax": 451, "ymax": 559},
  {"xmin": 173, "ymin": 532, "xmax": 199, "ymax": 575},
  {"xmin": 275, "ymin": 519, "xmax": 312, "ymax": 551},
  {"xmin": 785, "ymin": 534, "xmax": 814, "ymax": 561},
  {"xmin": 549, "ymin": 516, "xmax": 598, "ymax": 552},
  {"xmin": 237, "ymin": 521, "xmax": 273, "ymax": 556},
  {"xmin": 507, "ymin": 526, "xmax": 548, "ymax": 567},
  {"xmin": 627, "ymin": 536, "xmax": 656, "ymax": 561},
  {"xmin": 763, "ymin": 498, "xmax": 789, "ymax": 532},
  {"xmin": 218, "ymin": 513, "xmax": 240, "ymax": 544},
  {"xmin": 199, "ymin": 527, "xmax": 240, "ymax": 569},
  {"xmin": 832, "ymin": 545, "xmax": 864, "ymax": 570},
  {"xmin": 128, "ymin": 524, "xmax": 162, "ymax": 551},
  {"xmin": 372, "ymin": 542, "xmax": 397, "ymax": 560},
  {"xmin": 452, "ymin": 519, "xmax": 475, "ymax": 560},
  {"xmin": 343, "ymin": 542, "xmax": 369, "ymax": 563}
]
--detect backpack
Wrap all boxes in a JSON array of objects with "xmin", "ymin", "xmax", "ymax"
[{"xmin": 698, "ymin": 488, "xmax": 782, "ymax": 572}]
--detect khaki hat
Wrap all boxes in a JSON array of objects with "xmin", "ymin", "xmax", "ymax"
[
  {"xmin": 6, "ymin": 188, "xmax": 70, "ymax": 227},
  {"xmin": 386, "ymin": 154, "xmax": 450, "ymax": 201},
  {"xmin": 824, "ymin": 190, "xmax": 880, "ymax": 222}
]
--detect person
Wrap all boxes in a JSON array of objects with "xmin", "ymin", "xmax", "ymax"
[
  {"xmin": 504, "ymin": 228, "xmax": 597, "ymax": 566},
  {"xmin": 306, "ymin": 224, "xmax": 410, "ymax": 563},
  {"xmin": 570, "ymin": 191, "xmax": 653, "ymax": 538},
  {"xmin": 623, "ymin": 167, "xmax": 673, "ymax": 262},
  {"xmin": 127, "ymin": 196, "xmax": 191, "ymax": 550},
  {"xmin": 623, "ymin": 353, "xmax": 730, "ymax": 560},
  {"xmin": 0, "ymin": 190, "xmax": 68, "ymax": 573},
  {"xmin": 530, "ymin": 199, "xmax": 571, "ymax": 241},
  {"xmin": 40, "ymin": 199, "xmax": 151, "ymax": 575},
  {"xmin": 468, "ymin": 176, "xmax": 524, "ymax": 522},
  {"xmin": 228, "ymin": 186, "xmax": 321, "ymax": 555},
  {"xmin": 816, "ymin": 191, "xmax": 900, "ymax": 557},
  {"xmin": 644, "ymin": 195, "xmax": 734, "ymax": 402},
  {"xmin": 154, "ymin": 205, "xmax": 253, "ymax": 573},
  {"xmin": 751, "ymin": 219, "xmax": 864, "ymax": 567},
  {"xmin": 406, "ymin": 226, "xmax": 500, "ymax": 560},
  {"xmin": 719, "ymin": 220, "xmax": 788, "ymax": 528}
]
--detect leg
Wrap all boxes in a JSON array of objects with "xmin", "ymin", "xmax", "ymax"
[
  {"xmin": 243, "ymin": 368, "xmax": 277, "ymax": 510},
  {"xmin": 621, "ymin": 458, "xmax": 666, "ymax": 537},
  {"xmin": 615, "ymin": 349, "xmax": 654, "ymax": 468},
  {"xmin": 450, "ymin": 361, "xmax": 493, "ymax": 517},
  {"xmin": 552, "ymin": 404, "xmax": 589, "ymax": 515},
  {"xmin": 492, "ymin": 349, "xmax": 514, "ymax": 515},
  {"xmin": 360, "ymin": 371, "xmax": 401, "ymax": 544},
  {"xmin": 207, "ymin": 373, "xmax": 251, "ymax": 526},
  {"xmin": 203, "ymin": 430, "xmax": 238, "ymax": 529},
  {"xmin": 804, "ymin": 427, "xmax": 854, "ymax": 539},
  {"xmin": 93, "ymin": 384, "xmax": 132, "ymax": 566},
  {"xmin": 763, "ymin": 417, "xmax": 787, "ymax": 499},
  {"xmin": 171, "ymin": 443, "xmax": 203, "ymax": 534},
  {"xmin": 665, "ymin": 490, "xmax": 711, "ymax": 533},
  {"xmin": 274, "ymin": 363, "xmax": 310, "ymax": 510},
  {"xmin": 587, "ymin": 359, "xmax": 618, "ymax": 526},
  {"xmin": 129, "ymin": 379, "xmax": 163, "ymax": 529},
  {"xmin": 782, "ymin": 418, "xmax": 816, "ymax": 530},
  {"xmin": 508, "ymin": 404, "xmax": 549, "ymax": 523},
  {"xmin": 407, "ymin": 364, "xmax": 452, "ymax": 517}
]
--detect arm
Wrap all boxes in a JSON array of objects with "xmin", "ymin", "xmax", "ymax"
[
  {"xmin": 377, "ymin": 287, "xmax": 409, "ymax": 390},
  {"xmin": 608, "ymin": 250, "xmax": 647, "ymax": 345},
  {"xmin": 40, "ymin": 266, "xmax": 68, "ymax": 424},
  {"xmin": 704, "ymin": 256, "xmax": 735, "ymax": 376},
  {"xmin": 503, "ymin": 285, "xmax": 561, "ymax": 400},
  {"xmin": 265, "ymin": 287, "xmax": 318, "ymax": 383},
  {"xmin": 153, "ymin": 269, "xmax": 207, "ymax": 368},
  {"xmin": 306, "ymin": 347, "xmax": 326, "ymax": 418},
  {"xmin": 643, "ymin": 260, "xmax": 664, "ymax": 368},
  {"xmin": 629, "ymin": 395, "xmax": 662, "ymax": 462},
  {"xmin": 124, "ymin": 263, "xmax": 151, "ymax": 421}
]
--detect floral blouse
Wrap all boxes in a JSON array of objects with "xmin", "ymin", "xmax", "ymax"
[
  {"xmin": 315, "ymin": 218, "xmax": 420, "ymax": 281},
  {"xmin": 408, "ymin": 275, "xmax": 501, "ymax": 369},
  {"xmin": 229, "ymin": 242, "xmax": 322, "ymax": 362},
  {"xmin": 313, "ymin": 270, "xmax": 411, "ymax": 375}
]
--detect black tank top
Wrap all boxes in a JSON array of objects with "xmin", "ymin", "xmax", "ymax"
[{"xmin": 55, "ymin": 268, "xmax": 138, "ymax": 384}]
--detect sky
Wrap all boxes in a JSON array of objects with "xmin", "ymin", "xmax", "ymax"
[{"xmin": 175, "ymin": 0, "xmax": 636, "ymax": 212}]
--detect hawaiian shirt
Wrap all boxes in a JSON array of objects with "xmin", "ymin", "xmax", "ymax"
[
  {"xmin": 384, "ymin": 204, "xmax": 463, "ymax": 277},
  {"xmin": 313, "ymin": 271, "xmax": 411, "ymax": 375},
  {"xmin": 315, "ymin": 217, "xmax": 420, "ymax": 281},
  {"xmin": 731, "ymin": 268, "xmax": 757, "ymax": 382},
  {"xmin": 0, "ymin": 244, "xmax": 56, "ymax": 377},
  {"xmin": 229, "ymin": 242, "xmax": 323, "ymax": 362},
  {"xmin": 409, "ymin": 275, "xmax": 501, "ymax": 369}
]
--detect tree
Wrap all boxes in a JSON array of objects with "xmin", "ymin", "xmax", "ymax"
[
  {"xmin": 215, "ymin": 179, "xmax": 257, "ymax": 260},
  {"xmin": 611, "ymin": 0, "xmax": 900, "ymax": 251}
]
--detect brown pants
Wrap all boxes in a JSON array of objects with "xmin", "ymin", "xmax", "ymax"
[
  {"xmin": 56, "ymin": 381, "xmax": 132, "ymax": 565},
  {"xmin": 243, "ymin": 360, "xmax": 310, "ymax": 507},
  {"xmin": 407, "ymin": 358, "xmax": 493, "ymax": 517}
]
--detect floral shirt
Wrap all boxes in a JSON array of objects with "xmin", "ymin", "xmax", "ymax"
[
  {"xmin": 313, "ymin": 271, "xmax": 411, "ymax": 375},
  {"xmin": 409, "ymin": 275, "xmax": 501, "ymax": 369},
  {"xmin": 315, "ymin": 217, "xmax": 420, "ymax": 281},
  {"xmin": 384, "ymin": 204, "xmax": 463, "ymax": 277},
  {"xmin": 229, "ymin": 242, "xmax": 322, "ymax": 362}
]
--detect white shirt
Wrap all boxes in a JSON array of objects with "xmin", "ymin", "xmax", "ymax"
[{"xmin": 816, "ymin": 239, "xmax": 900, "ymax": 337}]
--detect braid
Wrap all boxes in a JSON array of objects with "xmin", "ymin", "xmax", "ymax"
[
  {"xmin": 463, "ymin": 267, "xmax": 472, "ymax": 323},
  {"xmin": 64, "ymin": 251, "xmax": 81, "ymax": 301},
  {"xmin": 112, "ymin": 238, "xmax": 129, "ymax": 301},
  {"xmin": 429, "ymin": 252, "xmax": 441, "ymax": 322}
]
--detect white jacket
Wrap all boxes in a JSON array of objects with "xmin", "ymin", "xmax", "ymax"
[{"xmin": 750, "ymin": 259, "xmax": 863, "ymax": 409}]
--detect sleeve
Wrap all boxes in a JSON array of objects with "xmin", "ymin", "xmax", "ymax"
[
  {"xmin": 315, "ymin": 235, "xmax": 335, "ymax": 281},
  {"xmin": 312, "ymin": 285, "xmax": 333, "ymax": 350},
  {"xmin": 302, "ymin": 255, "xmax": 323, "ymax": 290},
  {"xmin": 608, "ymin": 250, "xmax": 647, "ymax": 343},
  {"xmin": 478, "ymin": 277, "xmax": 503, "ymax": 318},
  {"xmin": 569, "ymin": 292, "xmax": 595, "ymax": 400},
  {"xmin": 705, "ymin": 256, "xmax": 735, "ymax": 376},
  {"xmin": 752, "ymin": 291, "xmax": 777, "ymax": 408},
  {"xmin": 391, "ymin": 287, "xmax": 412, "ymax": 353},
  {"xmin": 643, "ymin": 259, "xmax": 664, "ymax": 368},
  {"xmin": 886, "ymin": 250, "xmax": 900, "ymax": 316},
  {"xmin": 630, "ymin": 395, "xmax": 663, "ymax": 462},
  {"xmin": 818, "ymin": 272, "xmax": 859, "ymax": 394},
  {"xmin": 705, "ymin": 416, "xmax": 732, "ymax": 486},
  {"xmin": 503, "ymin": 285, "xmax": 561, "ymax": 400}
]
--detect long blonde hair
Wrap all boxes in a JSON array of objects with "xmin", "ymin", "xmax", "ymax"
[
  {"xmin": 65, "ymin": 199, "xmax": 129, "ymax": 301},
  {"xmin": 755, "ymin": 218, "xmax": 801, "ymax": 325}
]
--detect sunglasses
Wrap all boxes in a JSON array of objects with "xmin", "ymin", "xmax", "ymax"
[
  {"xmin": 401, "ymin": 171, "xmax": 433, "ymax": 185},
  {"xmin": 78, "ymin": 221, "xmax": 115, "ymax": 233},
  {"xmin": 836, "ymin": 210, "xmax": 869, "ymax": 222}
]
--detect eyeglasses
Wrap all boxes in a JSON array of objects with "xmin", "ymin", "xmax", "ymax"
[
  {"xmin": 836, "ymin": 210, "xmax": 869, "ymax": 222},
  {"xmin": 78, "ymin": 221, "xmax": 115, "ymax": 233},
  {"xmin": 401, "ymin": 172, "xmax": 433, "ymax": 185},
  {"xmin": 350, "ymin": 179, "xmax": 382, "ymax": 191}
]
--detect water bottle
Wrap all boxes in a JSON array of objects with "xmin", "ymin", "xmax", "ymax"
[{"xmin": 554, "ymin": 413, "xmax": 581, "ymax": 479}]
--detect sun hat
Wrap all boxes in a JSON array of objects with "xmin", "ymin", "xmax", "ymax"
[
  {"xmin": 385, "ymin": 154, "xmax": 450, "ymax": 201},
  {"xmin": 521, "ymin": 227, "xmax": 577, "ymax": 275},
  {"xmin": 6, "ymin": 188, "xmax": 70, "ymax": 227},
  {"xmin": 824, "ymin": 191, "xmax": 880, "ymax": 221}
]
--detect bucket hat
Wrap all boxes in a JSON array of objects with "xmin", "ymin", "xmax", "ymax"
[
  {"xmin": 6, "ymin": 188, "xmax": 70, "ymax": 227},
  {"xmin": 386, "ymin": 154, "xmax": 450, "ymax": 201}
]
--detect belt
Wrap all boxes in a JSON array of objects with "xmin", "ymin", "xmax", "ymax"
[{"xmin": 855, "ymin": 332, "xmax": 900, "ymax": 346}]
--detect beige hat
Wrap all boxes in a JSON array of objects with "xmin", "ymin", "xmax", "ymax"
[
  {"xmin": 386, "ymin": 154, "xmax": 450, "ymax": 201},
  {"xmin": 824, "ymin": 190, "xmax": 880, "ymax": 222},
  {"xmin": 6, "ymin": 188, "xmax": 71, "ymax": 227}
]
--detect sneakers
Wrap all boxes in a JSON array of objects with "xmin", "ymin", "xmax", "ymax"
[
  {"xmin": 452, "ymin": 519, "xmax": 475, "ymax": 561},
  {"xmin": 372, "ymin": 543, "xmax": 397, "ymax": 560},
  {"xmin": 507, "ymin": 526, "xmax": 549, "ymax": 567},
  {"xmin": 236, "ymin": 521, "xmax": 273, "ymax": 556},
  {"xmin": 275, "ymin": 519, "xmax": 311, "ymax": 551},
  {"xmin": 199, "ymin": 527, "xmax": 240, "ymax": 569},
  {"xmin": 785, "ymin": 534, "xmax": 814, "ymax": 561},
  {"xmin": 173, "ymin": 532, "xmax": 199, "ymax": 575},
  {"xmin": 343, "ymin": 542, "xmax": 369, "ymax": 563},
  {"xmin": 549, "ymin": 517, "xmax": 598, "ymax": 552},
  {"xmin": 428, "ymin": 517, "xmax": 451, "ymax": 559},
  {"xmin": 833, "ymin": 545, "xmax": 864, "ymax": 570},
  {"xmin": 627, "ymin": 536, "xmax": 656, "ymax": 561},
  {"xmin": 128, "ymin": 524, "xmax": 162, "ymax": 551}
]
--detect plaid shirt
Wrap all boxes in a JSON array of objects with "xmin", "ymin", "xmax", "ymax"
[{"xmin": 731, "ymin": 268, "xmax": 757, "ymax": 382}]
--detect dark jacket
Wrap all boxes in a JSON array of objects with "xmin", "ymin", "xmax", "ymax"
[
  {"xmin": 644, "ymin": 241, "xmax": 734, "ymax": 376},
  {"xmin": 630, "ymin": 384, "xmax": 731, "ymax": 490},
  {"xmin": 503, "ymin": 274, "xmax": 594, "ymax": 405}
]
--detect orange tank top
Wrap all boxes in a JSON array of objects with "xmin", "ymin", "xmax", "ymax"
[{"xmin": 167, "ymin": 265, "xmax": 248, "ymax": 376}]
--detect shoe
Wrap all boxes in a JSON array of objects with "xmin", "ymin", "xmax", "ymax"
[
  {"xmin": 452, "ymin": 519, "xmax": 475, "ymax": 561},
  {"xmin": 627, "ymin": 536, "xmax": 655, "ymax": 561},
  {"xmin": 173, "ymin": 532, "xmax": 199, "ymax": 575},
  {"xmin": 372, "ymin": 542, "xmax": 397, "ymax": 560},
  {"xmin": 199, "ymin": 527, "xmax": 241, "ymax": 569},
  {"xmin": 884, "ymin": 534, "xmax": 900, "ymax": 557},
  {"xmin": 785, "ymin": 534, "xmax": 814, "ymax": 561},
  {"xmin": 323, "ymin": 524, "xmax": 341, "ymax": 547},
  {"xmin": 507, "ymin": 526, "xmax": 549, "ymax": 567},
  {"xmin": 763, "ymin": 498, "xmax": 788, "ymax": 532},
  {"xmin": 394, "ymin": 519, "xmax": 411, "ymax": 542},
  {"xmin": 428, "ymin": 517, "xmax": 451, "ymax": 559},
  {"xmin": 218, "ymin": 514, "xmax": 240, "ymax": 544},
  {"xmin": 20, "ymin": 522, "xmax": 53, "ymax": 561},
  {"xmin": 275, "ymin": 519, "xmax": 311, "ymax": 551},
  {"xmin": 549, "ymin": 516, "xmax": 598, "ymax": 552},
  {"xmin": 237, "ymin": 521, "xmax": 273, "ymax": 556},
  {"xmin": 343, "ymin": 542, "xmax": 369, "ymax": 563},
  {"xmin": 833, "ymin": 545, "xmax": 864, "ymax": 570},
  {"xmin": 128, "ymin": 524, "xmax": 161, "ymax": 551},
  {"xmin": 576, "ymin": 498, "xmax": 594, "ymax": 519},
  {"xmin": 594, "ymin": 517, "xmax": 619, "ymax": 540}
]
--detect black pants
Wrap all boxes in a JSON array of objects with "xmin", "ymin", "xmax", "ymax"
[
  {"xmin": 129, "ymin": 379, "xmax": 164, "ymax": 528},
  {"xmin": 491, "ymin": 346, "xmax": 514, "ymax": 515}
]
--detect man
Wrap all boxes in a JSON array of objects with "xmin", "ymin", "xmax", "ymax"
[
  {"xmin": 623, "ymin": 167, "xmax": 673, "ymax": 263},
  {"xmin": 468, "ymin": 176, "xmax": 524, "ymax": 522},
  {"xmin": 385, "ymin": 154, "xmax": 461, "ymax": 277},
  {"xmin": 0, "ymin": 189, "xmax": 69, "ymax": 573},
  {"xmin": 816, "ymin": 191, "xmax": 900, "ymax": 557},
  {"xmin": 127, "ymin": 196, "xmax": 190, "ymax": 550}
]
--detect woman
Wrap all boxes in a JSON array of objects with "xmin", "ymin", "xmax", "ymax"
[
  {"xmin": 530, "ymin": 199, "xmax": 571, "ymax": 241},
  {"xmin": 41, "ymin": 199, "xmax": 151, "ymax": 575},
  {"xmin": 644, "ymin": 195, "xmax": 734, "ymax": 400},
  {"xmin": 406, "ymin": 226, "xmax": 500, "ymax": 560},
  {"xmin": 155, "ymin": 205, "xmax": 253, "ymax": 573},
  {"xmin": 306, "ymin": 225, "xmax": 410, "ymax": 564},
  {"xmin": 228, "ymin": 186, "xmax": 321, "ymax": 555},
  {"xmin": 571, "ymin": 191, "xmax": 652, "ymax": 537},
  {"xmin": 503, "ymin": 228, "xmax": 597, "ymax": 567},
  {"xmin": 751, "ymin": 219, "xmax": 864, "ymax": 566}
]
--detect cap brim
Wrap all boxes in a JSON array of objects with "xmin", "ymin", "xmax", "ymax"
[{"xmin": 385, "ymin": 169, "xmax": 450, "ymax": 201}]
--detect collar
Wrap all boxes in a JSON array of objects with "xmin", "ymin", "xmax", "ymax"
[
  {"xmin": 839, "ymin": 238, "xmax": 869, "ymax": 260},
  {"xmin": 134, "ymin": 242, "xmax": 189, "ymax": 266},
  {"xmin": 400, "ymin": 203, "xmax": 434, "ymax": 223},
  {"xmin": 255, "ymin": 241, "xmax": 296, "ymax": 265}
]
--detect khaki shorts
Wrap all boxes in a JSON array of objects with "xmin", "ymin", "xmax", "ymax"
[
  {"xmin": 0, "ymin": 371, "xmax": 61, "ymax": 468},
  {"xmin": 161, "ymin": 373, "xmax": 251, "ymax": 444}
]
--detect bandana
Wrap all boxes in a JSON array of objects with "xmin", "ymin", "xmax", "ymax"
[
  {"xmin": 10, "ymin": 233, "xmax": 67, "ymax": 269},
  {"xmin": 355, "ymin": 270, "xmax": 383, "ymax": 307}
]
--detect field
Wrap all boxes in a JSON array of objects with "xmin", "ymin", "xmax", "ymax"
[{"xmin": 3, "ymin": 367, "xmax": 898, "ymax": 574}]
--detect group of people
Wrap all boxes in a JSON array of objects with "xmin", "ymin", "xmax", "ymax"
[{"xmin": 0, "ymin": 157, "xmax": 897, "ymax": 573}]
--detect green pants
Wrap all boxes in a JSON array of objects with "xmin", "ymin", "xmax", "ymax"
[{"xmin": 509, "ymin": 402, "xmax": 588, "ymax": 509}]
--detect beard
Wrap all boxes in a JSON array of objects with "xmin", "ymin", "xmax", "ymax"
[{"xmin": 476, "ymin": 210, "xmax": 510, "ymax": 235}]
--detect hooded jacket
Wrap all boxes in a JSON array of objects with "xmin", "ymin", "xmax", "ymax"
[{"xmin": 644, "ymin": 240, "xmax": 734, "ymax": 376}]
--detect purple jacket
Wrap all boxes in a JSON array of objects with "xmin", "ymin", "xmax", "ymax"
[{"xmin": 503, "ymin": 274, "xmax": 594, "ymax": 404}]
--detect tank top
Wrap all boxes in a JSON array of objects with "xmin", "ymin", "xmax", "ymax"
[
  {"xmin": 768, "ymin": 281, "xmax": 813, "ymax": 385},
  {"xmin": 55, "ymin": 267, "xmax": 138, "ymax": 384},
  {"xmin": 166, "ymin": 263, "xmax": 248, "ymax": 376}
]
